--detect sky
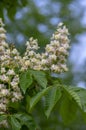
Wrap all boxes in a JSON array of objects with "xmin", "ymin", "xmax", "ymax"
[
  {"xmin": 70, "ymin": 0, "xmax": 86, "ymax": 64},
  {"xmin": 70, "ymin": 0, "xmax": 86, "ymax": 87}
]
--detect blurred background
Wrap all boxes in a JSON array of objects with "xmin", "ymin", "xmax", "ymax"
[{"xmin": 0, "ymin": 0, "xmax": 86, "ymax": 129}]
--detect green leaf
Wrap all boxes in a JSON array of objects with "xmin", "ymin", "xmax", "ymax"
[
  {"xmin": 0, "ymin": 115, "xmax": 7, "ymax": 122},
  {"xmin": 30, "ymin": 70, "xmax": 47, "ymax": 88},
  {"xmin": 14, "ymin": 113, "xmax": 32, "ymax": 123},
  {"xmin": 82, "ymin": 112, "xmax": 86, "ymax": 123},
  {"xmin": 26, "ymin": 95, "xmax": 31, "ymax": 113},
  {"xmin": 8, "ymin": 101, "xmax": 21, "ymax": 110},
  {"xmin": 73, "ymin": 88, "xmax": 86, "ymax": 112},
  {"xmin": 29, "ymin": 86, "xmax": 52, "ymax": 111},
  {"xmin": 62, "ymin": 86, "xmax": 82, "ymax": 109},
  {"xmin": 9, "ymin": 115, "xmax": 21, "ymax": 130},
  {"xmin": 20, "ymin": 70, "xmax": 33, "ymax": 94},
  {"xmin": 14, "ymin": 113, "xmax": 36, "ymax": 130},
  {"xmin": 44, "ymin": 86, "xmax": 62, "ymax": 118},
  {"xmin": 60, "ymin": 96, "xmax": 77, "ymax": 124}
]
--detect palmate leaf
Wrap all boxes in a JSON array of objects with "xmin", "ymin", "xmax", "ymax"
[
  {"xmin": 30, "ymin": 70, "xmax": 47, "ymax": 89},
  {"xmin": 60, "ymin": 96, "xmax": 77, "ymax": 124},
  {"xmin": 9, "ymin": 115, "xmax": 21, "ymax": 130},
  {"xmin": 62, "ymin": 86, "xmax": 82, "ymax": 109},
  {"xmin": 29, "ymin": 86, "xmax": 53, "ymax": 112},
  {"xmin": 0, "ymin": 115, "xmax": 7, "ymax": 122},
  {"xmin": 14, "ymin": 113, "xmax": 36, "ymax": 130},
  {"xmin": 20, "ymin": 70, "xmax": 33, "ymax": 94},
  {"xmin": 44, "ymin": 86, "xmax": 62, "ymax": 118},
  {"xmin": 73, "ymin": 87, "xmax": 86, "ymax": 112}
]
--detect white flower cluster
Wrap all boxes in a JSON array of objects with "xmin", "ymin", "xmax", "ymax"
[
  {"xmin": 45, "ymin": 23, "xmax": 70, "ymax": 72},
  {"xmin": 0, "ymin": 18, "xmax": 23, "ymax": 118},
  {"xmin": 21, "ymin": 23, "xmax": 70, "ymax": 72}
]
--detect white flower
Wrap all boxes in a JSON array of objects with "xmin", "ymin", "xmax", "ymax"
[
  {"xmin": 45, "ymin": 45, "xmax": 55, "ymax": 52},
  {"xmin": 0, "ymin": 27, "xmax": 6, "ymax": 33},
  {"xmin": 1, "ymin": 67, "xmax": 6, "ymax": 73},
  {"xmin": 11, "ymin": 92, "xmax": 23, "ymax": 102},
  {"xmin": 0, "ymin": 74, "xmax": 9, "ymax": 82},
  {"xmin": 0, "ymin": 84, "xmax": 5, "ymax": 89},
  {"xmin": 0, "ymin": 34, "xmax": 6, "ymax": 39},
  {"xmin": 48, "ymin": 55, "xmax": 57, "ymax": 61},
  {"xmin": 26, "ymin": 41, "xmax": 30, "ymax": 46},
  {"xmin": 29, "ymin": 51, "xmax": 35, "ymax": 56},
  {"xmin": 41, "ymin": 59, "xmax": 48, "ymax": 65},
  {"xmin": 0, "ymin": 103, "xmax": 6, "ymax": 111},
  {"xmin": 51, "ymin": 64, "xmax": 61, "ymax": 72},
  {"xmin": 58, "ymin": 22, "xmax": 63, "ymax": 27},
  {"xmin": 6, "ymin": 69, "xmax": 15, "ymax": 76},
  {"xmin": 0, "ymin": 46, "xmax": 5, "ymax": 51},
  {"xmin": 11, "ymin": 81, "xmax": 18, "ymax": 87},
  {"xmin": 25, "ymin": 60, "xmax": 31, "ymax": 66},
  {"xmin": 0, "ymin": 89, "xmax": 9, "ymax": 97},
  {"xmin": 12, "ymin": 48, "xmax": 19, "ymax": 55},
  {"xmin": 1, "ymin": 41, "xmax": 8, "ymax": 48}
]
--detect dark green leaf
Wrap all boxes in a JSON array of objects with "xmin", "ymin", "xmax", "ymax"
[
  {"xmin": 30, "ymin": 70, "xmax": 47, "ymax": 88},
  {"xmin": 9, "ymin": 115, "xmax": 21, "ymax": 130},
  {"xmin": 44, "ymin": 86, "xmax": 62, "ymax": 118},
  {"xmin": 82, "ymin": 112, "xmax": 86, "ymax": 123},
  {"xmin": 62, "ymin": 86, "xmax": 82, "ymax": 109},
  {"xmin": 29, "ymin": 86, "xmax": 53, "ymax": 111},
  {"xmin": 60, "ymin": 96, "xmax": 77, "ymax": 124},
  {"xmin": 73, "ymin": 88, "xmax": 86, "ymax": 112},
  {"xmin": 20, "ymin": 70, "xmax": 33, "ymax": 94},
  {"xmin": 14, "ymin": 113, "xmax": 36, "ymax": 130},
  {"xmin": 8, "ymin": 101, "xmax": 21, "ymax": 110},
  {"xmin": 0, "ymin": 115, "xmax": 7, "ymax": 122},
  {"xmin": 26, "ymin": 95, "xmax": 31, "ymax": 113}
]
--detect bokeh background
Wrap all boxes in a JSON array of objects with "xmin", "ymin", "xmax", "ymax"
[{"xmin": 0, "ymin": 0, "xmax": 86, "ymax": 129}]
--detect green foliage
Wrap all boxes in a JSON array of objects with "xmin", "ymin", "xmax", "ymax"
[
  {"xmin": 30, "ymin": 70, "xmax": 47, "ymax": 89},
  {"xmin": 60, "ymin": 96, "xmax": 77, "ymax": 124},
  {"xmin": 20, "ymin": 70, "xmax": 33, "ymax": 94},
  {"xmin": 0, "ymin": 113, "xmax": 37, "ymax": 130},
  {"xmin": 29, "ymin": 86, "xmax": 52, "ymax": 112},
  {"xmin": 0, "ymin": 0, "xmax": 86, "ymax": 129},
  {"xmin": 44, "ymin": 86, "xmax": 62, "ymax": 118},
  {"xmin": 62, "ymin": 86, "xmax": 82, "ymax": 109},
  {"xmin": 9, "ymin": 115, "xmax": 21, "ymax": 130},
  {"xmin": 0, "ymin": 115, "xmax": 7, "ymax": 122},
  {"xmin": 72, "ymin": 87, "xmax": 86, "ymax": 112},
  {"xmin": 0, "ymin": 70, "xmax": 86, "ymax": 130},
  {"xmin": 8, "ymin": 101, "xmax": 21, "ymax": 110},
  {"xmin": 14, "ymin": 113, "xmax": 37, "ymax": 130},
  {"xmin": 1, "ymin": 70, "xmax": 86, "ymax": 129}
]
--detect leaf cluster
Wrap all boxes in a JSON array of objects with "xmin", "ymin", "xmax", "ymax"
[{"xmin": 1, "ymin": 70, "xmax": 86, "ymax": 129}]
